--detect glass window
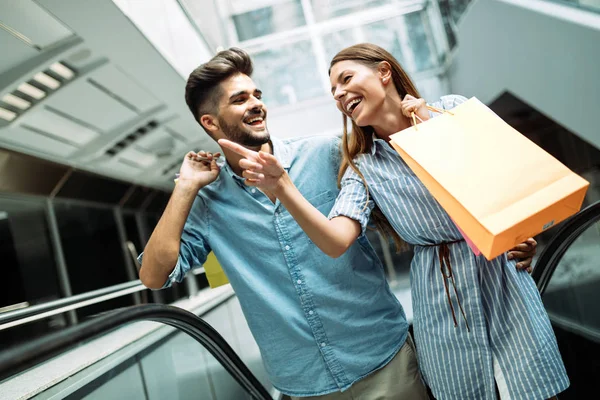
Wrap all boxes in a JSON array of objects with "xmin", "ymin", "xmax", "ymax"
[
  {"xmin": 123, "ymin": 212, "xmax": 143, "ymax": 255},
  {"xmin": 404, "ymin": 11, "xmax": 437, "ymax": 72},
  {"xmin": 363, "ymin": 17, "xmax": 407, "ymax": 69},
  {"xmin": 57, "ymin": 171, "xmax": 131, "ymax": 204},
  {"xmin": 311, "ymin": 0, "xmax": 390, "ymax": 22},
  {"xmin": 113, "ymin": 0, "xmax": 213, "ymax": 77},
  {"xmin": 322, "ymin": 28, "xmax": 360, "ymax": 63},
  {"xmin": 0, "ymin": 195, "xmax": 68, "ymax": 348},
  {"xmin": 249, "ymin": 39, "xmax": 324, "ymax": 107},
  {"xmin": 53, "ymin": 202, "xmax": 133, "ymax": 319},
  {"xmin": 233, "ymin": 0, "xmax": 306, "ymax": 41},
  {"xmin": 0, "ymin": 196, "xmax": 61, "ymax": 309},
  {"xmin": 437, "ymin": 0, "xmax": 474, "ymax": 25}
]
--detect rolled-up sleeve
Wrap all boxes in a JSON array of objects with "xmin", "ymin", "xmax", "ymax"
[
  {"xmin": 428, "ymin": 94, "xmax": 468, "ymax": 117},
  {"xmin": 328, "ymin": 162, "xmax": 374, "ymax": 235},
  {"xmin": 137, "ymin": 195, "xmax": 211, "ymax": 289}
]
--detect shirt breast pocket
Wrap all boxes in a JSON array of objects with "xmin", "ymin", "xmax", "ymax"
[{"xmin": 306, "ymin": 190, "xmax": 336, "ymax": 214}]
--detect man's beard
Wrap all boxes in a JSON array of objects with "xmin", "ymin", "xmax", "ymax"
[{"xmin": 218, "ymin": 116, "xmax": 270, "ymax": 147}]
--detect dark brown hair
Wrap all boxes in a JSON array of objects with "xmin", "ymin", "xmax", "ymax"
[
  {"xmin": 185, "ymin": 47, "xmax": 253, "ymax": 130},
  {"xmin": 330, "ymin": 43, "xmax": 421, "ymax": 251}
]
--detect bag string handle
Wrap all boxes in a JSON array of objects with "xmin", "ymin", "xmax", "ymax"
[{"xmin": 410, "ymin": 105, "xmax": 454, "ymax": 130}]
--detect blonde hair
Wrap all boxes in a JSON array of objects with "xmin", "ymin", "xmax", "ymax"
[{"xmin": 330, "ymin": 43, "xmax": 421, "ymax": 251}]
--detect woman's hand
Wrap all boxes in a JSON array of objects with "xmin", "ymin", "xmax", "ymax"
[
  {"xmin": 218, "ymin": 139, "xmax": 287, "ymax": 193},
  {"xmin": 401, "ymin": 94, "xmax": 429, "ymax": 123}
]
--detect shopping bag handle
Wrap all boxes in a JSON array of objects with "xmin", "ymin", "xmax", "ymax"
[{"xmin": 411, "ymin": 105, "xmax": 454, "ymax": 130}]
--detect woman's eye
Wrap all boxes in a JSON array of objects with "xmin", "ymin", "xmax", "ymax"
[{"xmin": 343, "ymin": 75, "xmax": 351, "ymax": 83}]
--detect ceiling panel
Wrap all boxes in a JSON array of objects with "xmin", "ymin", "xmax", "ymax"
[
  {"xmin": 0, "ymin": 0, "xmax": 74, "ymax": 49},
  {"xmin": 19, "ymin": 107, "xmax": 99, "ymax": 146},
  {"xmin": 44, "ymin": 77, "xmax": 138, "ymax": 132},
  {"xmin": 100, "ymin": 155, "xmax": 145, "ymax": 177},
  {"xmin": 0, "ymin": 126, "xmax": 78, "ymax": 157},
  {"xmin": 117, "ymin": 147, "xmax": 158, "ymax": 169},
  {"xmin": 0, "ymin": 29, "xmax": 39, "ymax": 76},
  {"xmin": 165, "ymin": 116, "xmax": 203, "ymax": 142},
  {"xmin": 134, "ymin": 127, "xmax": 187, "ymax": 158},
  {"xmin": 89, "ymin": 64, "xmax": 163, "ymax": 114}
]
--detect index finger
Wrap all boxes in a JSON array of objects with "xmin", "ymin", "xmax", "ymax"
[{"xmin": 218, "ymin": 139, "xmax": 258, "ymax": 160}]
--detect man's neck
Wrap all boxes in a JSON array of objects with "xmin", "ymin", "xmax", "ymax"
[{"xmin": 224, "ymin": 141, "xmax": 273, "ymax": 177}]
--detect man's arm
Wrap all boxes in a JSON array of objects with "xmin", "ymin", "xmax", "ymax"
[{"xmin": 139, "ymin": 151, "xmax": 219, "ymax": 289}]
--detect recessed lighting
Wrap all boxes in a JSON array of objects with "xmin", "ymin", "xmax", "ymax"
[
  {"xmin": 17, "ymin": 82, "xmax": 46, "ymax": 99},
  {"xmin": 33, "ymin": 72, "xmax": 61, "ymax": 89},
  {"xmin": 50, "ymin": 62, "xmax": 75, "ymax": 79},
  {"xmin": 2, "ymin": 93, "xmax": 31, "ymax": 110},
  {"xmin": 0, "ymin": 107, "xmax": 17, "ymax": 121}
]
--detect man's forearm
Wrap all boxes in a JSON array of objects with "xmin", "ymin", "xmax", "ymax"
[{"xmin": 140, "ymin": 180, "xmax": 201, "ymax": 288}]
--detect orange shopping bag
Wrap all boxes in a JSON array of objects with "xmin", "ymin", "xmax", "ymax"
[{"xmin": 389, "ymin": 97, "xmax": 589, "ymax": 260}]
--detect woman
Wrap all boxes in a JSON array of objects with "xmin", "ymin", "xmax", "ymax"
[{"xmin": 220, "ymin": 43, "xmax": 568, "ymax": 399}]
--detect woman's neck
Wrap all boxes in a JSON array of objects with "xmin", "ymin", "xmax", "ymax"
[{"xmin": 370, "ymin": 91, "xmax": 412, "ymax": 141}]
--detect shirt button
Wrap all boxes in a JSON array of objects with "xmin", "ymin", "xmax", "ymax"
[
  {"xmin": 297, "ymin": 279, "xmax": 302, "ymax": 284},
  {"xmin": 321, "ymin": 342, "xmax": 326, "ymax": 347},
  {"xmin": 251, "ymin": 188, "xmax": 256, "ymax": 193},
  {"xmin": 285, "ymin": 245, "xmax": 290, "ymax": 250},
  {"xmin": 308, "ymin": 310, "xmax": 314, "ymax": 315}
]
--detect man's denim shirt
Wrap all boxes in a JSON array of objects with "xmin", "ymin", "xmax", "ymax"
[{"xmin": 141, "ymin": 135, "xmax": 408, "ymax": 397}]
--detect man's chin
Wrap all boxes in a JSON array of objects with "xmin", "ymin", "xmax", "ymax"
[{"xmin": 241, "ymin": 130, "xmax": 270, "ymax": 147}]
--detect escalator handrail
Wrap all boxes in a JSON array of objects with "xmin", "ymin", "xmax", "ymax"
[
  {"xmin": 0, "ymin": 304, "xmax": 272, "ymax": 400},
  {"xmin": 532, "ymin": 200, "xmax": 600, "ymax": 295},
  {"xmin": 0, "ymin": 280, "xmax": 145, "ymax": 327}
]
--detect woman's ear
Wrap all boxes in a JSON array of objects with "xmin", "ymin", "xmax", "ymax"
[{"xmin": 378, "ymin": 61, "xmax": 392, "ymax": 85}]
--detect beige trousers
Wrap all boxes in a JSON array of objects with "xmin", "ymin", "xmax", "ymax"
[{"xmin": 291, "ymin": 334, "xmax": 429, "ymax": 400}]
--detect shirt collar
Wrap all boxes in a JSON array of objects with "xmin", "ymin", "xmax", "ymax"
[
  {"xmin": 221, "ymin": 136, "xmax": 291, "ymax": 182},
  {"xmin": 371, "ymin": 134, "xmax": 385, "ymax": 156}
]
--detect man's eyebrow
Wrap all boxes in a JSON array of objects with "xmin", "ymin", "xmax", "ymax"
[
  {"xmin": 228, "ymin": 90, "xmax": 248, "ymax": 101},
  {"xmin": 229, "ymin": 89, "xmax": 262, "ymax": 101}
]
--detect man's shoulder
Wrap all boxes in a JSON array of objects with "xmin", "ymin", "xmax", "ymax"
[
  {"xmin": 279, "ymin": 134, "xmax": 341, "ymax": 160},
  {"xmin": 280, "ymin": 134, "xmax": 341, "ymax": 148}
]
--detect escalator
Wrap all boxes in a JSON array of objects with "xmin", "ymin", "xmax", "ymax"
[
  {"xmin": 0, "ymin": 303, "xmax": 273, "ymax": 400},
  {"xmin": 1, "ymin": 201, "xmax": 598, "ymax": 399},
  {"xmin": 531, "ymin": 200, "xmax": 600, "ymax": 399}
]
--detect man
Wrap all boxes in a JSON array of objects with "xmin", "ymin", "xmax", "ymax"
[{"xmin": 139, "ymin": 48, "xmax": 536, "ymax": 399}]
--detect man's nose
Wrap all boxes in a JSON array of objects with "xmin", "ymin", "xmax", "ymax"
[{"xmin": 249, "ymin": 95, "xmax": 264, "ymax": 109}]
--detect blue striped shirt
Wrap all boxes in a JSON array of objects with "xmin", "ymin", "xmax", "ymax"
[{"xmin": 329, "ymin": 95, "xmax": 569, "ymax": 399}]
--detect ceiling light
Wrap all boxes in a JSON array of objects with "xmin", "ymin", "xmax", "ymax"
[
  {"xmin": 33, "ymin": 72, "xmax": 61, "ymax": 89},
  {"xmin": 2, "ymin": 93, "xmax": 31, "ymax": 110},
  {"xmin": 50, "ymin": 62, "xmax": 75, "ymax": 79},
  {"xmin": 17, "ymin": 82, "xmax": 46, "ymax": 99},
  {"xmin": 0, "ymin": 107, "xmax": 17, "ymax": 121}
]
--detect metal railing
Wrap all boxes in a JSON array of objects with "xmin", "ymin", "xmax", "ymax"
[
  {"xmin": 532, "ymin": 201, "xmax": 600, "ymax": 295},
  {"xmin": 0, "ymin": 280, "xmax": 147, "ymax": 331},
  {"xmin": 0, "ymin": 304, "xmax": 272, "ymax": 400}
]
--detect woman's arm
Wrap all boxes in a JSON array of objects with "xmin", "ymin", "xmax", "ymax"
[
  {"xmin": 218, "ymin": 139, "xmax": 361, "ymax": 258},
  {"xmin": 274, "ymin": 173, "xmax": 361, "ymax": 258}
]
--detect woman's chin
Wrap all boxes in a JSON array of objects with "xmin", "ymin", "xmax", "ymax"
[{"xmin": 352, "ymin": 115, "xmax": 370, "ymax": 128}]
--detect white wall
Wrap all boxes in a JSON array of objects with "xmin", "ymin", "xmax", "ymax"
[{"xmin": 448, "ymin": 0, "xmax": 600, "ymax": 149}]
